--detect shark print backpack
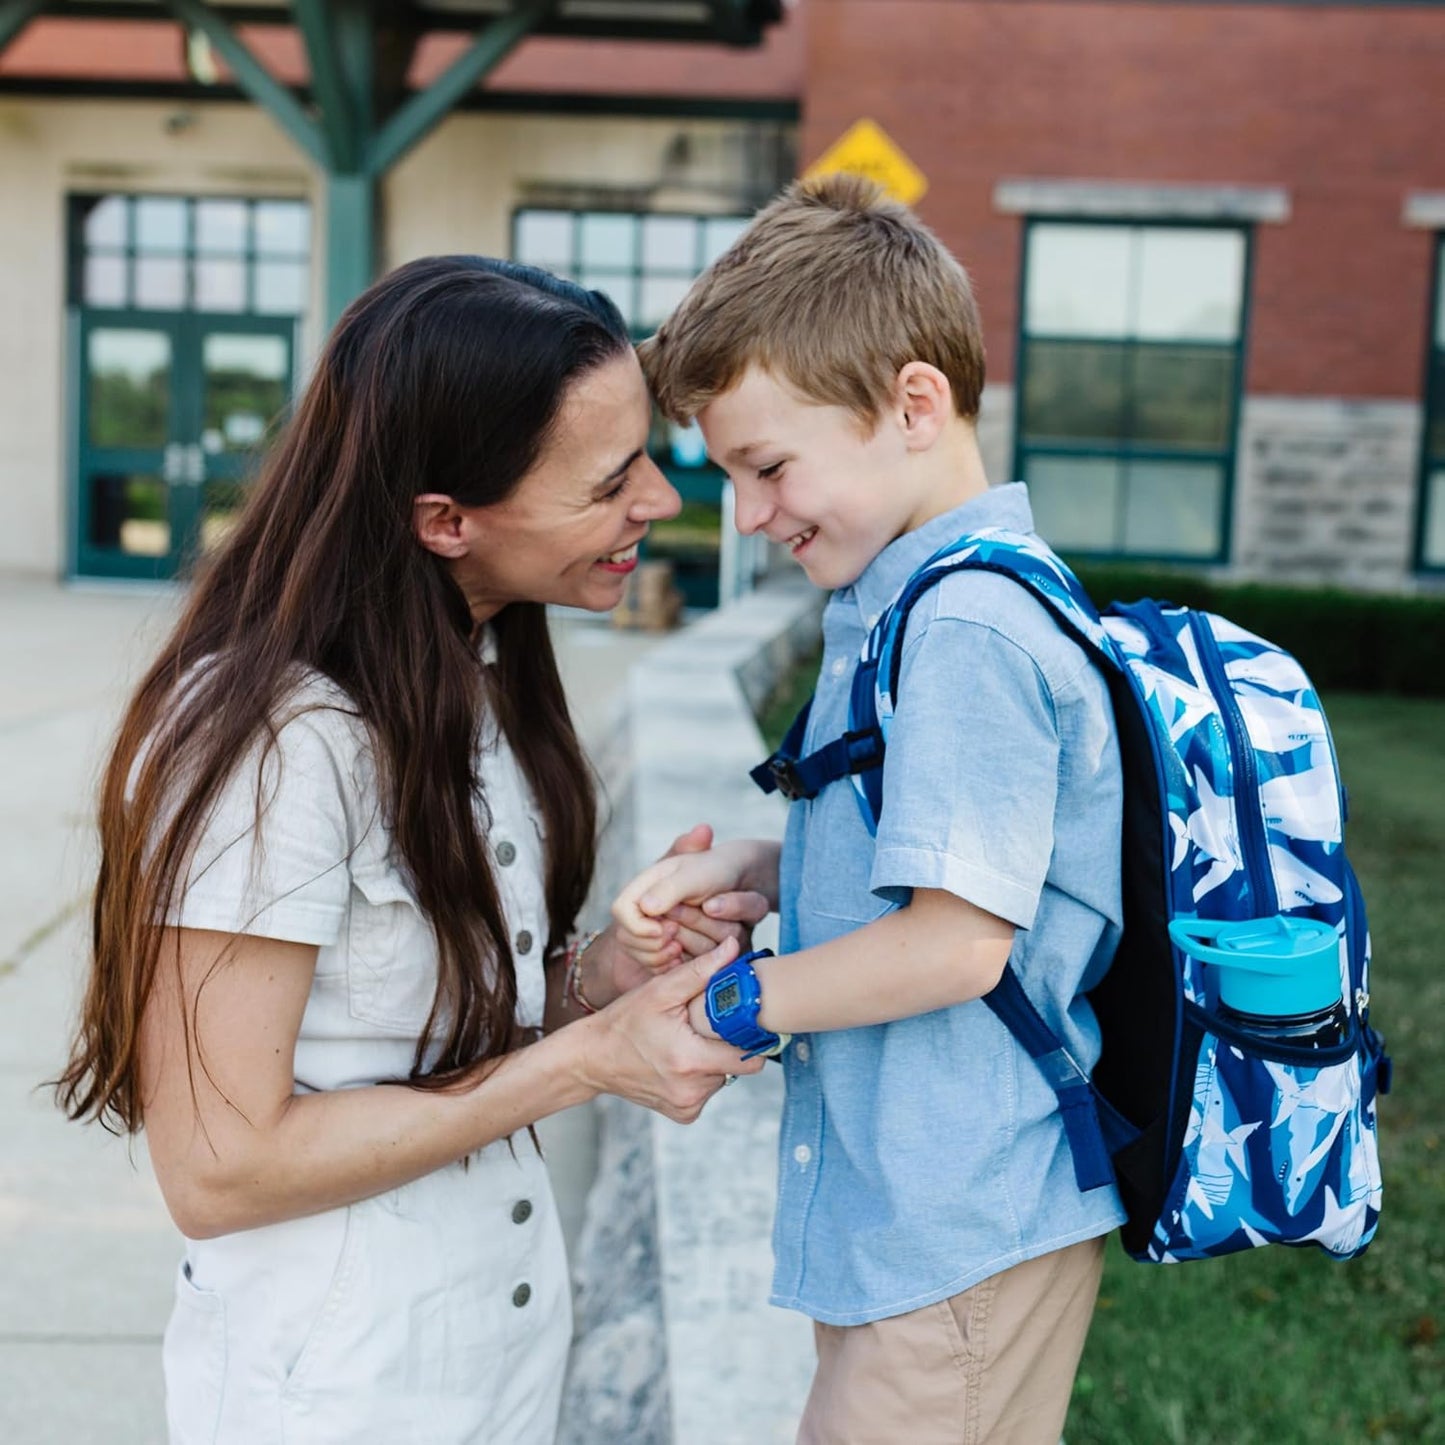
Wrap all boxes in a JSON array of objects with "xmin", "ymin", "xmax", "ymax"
[{"xmin": 754, "ymin": 527, "xmax": 1389, "ymax": 1263}]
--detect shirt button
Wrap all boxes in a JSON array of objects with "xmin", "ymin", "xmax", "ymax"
[
  {"xmin": 512, "ymin": 1199, "xmax": 533, "ymax": 1225},
  {"xmin": 793, "ymin": 1144, "xmax": 812, "ymax": 1166},
  {"xmin": 515, "ymin": 930, "xmax": 533, "ymax": 955},
  {"xmin": 795, "ymin": 1040, "xmax": 811, "ymax": 1063},
  {"xmin": 866, "ymin": 613, "xmax": 879, "ymax": 629},
  {"xmin": 496, "ymin": 841, "xmax": 517, "ymax": 866},
  {"xmin": 512, "ymin": 1283, "xmax": 532, "ymax": 1308},
  {"xmin": 830, "ymin": 658, "xmax": 847, "ymax": 678}
]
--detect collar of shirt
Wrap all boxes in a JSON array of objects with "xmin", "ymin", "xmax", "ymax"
[{"xmin": 843, "ymin": 481, "xmax": 1036, "ymax": 629}]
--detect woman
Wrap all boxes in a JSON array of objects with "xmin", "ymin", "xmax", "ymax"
[{"xmin": 56, "ymin": 256, "xmax": 762, "ymax": 1444}]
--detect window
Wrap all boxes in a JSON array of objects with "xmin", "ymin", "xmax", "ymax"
[
  {"xmin": 512, "ymin": 208, "xmax": 749, "ymax": 338},
  {"xmin": 512, "ymin": 208, "xmax": 754, "ymax": 608},
  {"xmin": 73, "ymin": 194, "xmax": 310, "ymax": 317},
  {"xmin": 1014, "ymin": 220, "xmax": 1249, "ymax": 561},
  {"xmin": 1418, "ymin": 237, "xmax": 1445, "ymax": 571}
]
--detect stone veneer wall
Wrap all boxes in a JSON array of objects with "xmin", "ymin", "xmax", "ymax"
[
  {"xmin": 560, "ymin": 575, "xmax": 825, "ymax": 1445},
  {"xmin": 1230, "ymin": 397, "xmax": 1425, "ymax": 590},
  {"xmin": 977, "ymin": 388, "xmax": 1434, "ymax": 592}
]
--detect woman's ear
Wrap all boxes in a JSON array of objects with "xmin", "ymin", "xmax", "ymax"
[
  {"xmin": 893, "ymin": 362, "xmax": 953, "ymax": 452},
  {"xmin": 412, "ymin": 494, "xmax": 471, "ymax": 559}
]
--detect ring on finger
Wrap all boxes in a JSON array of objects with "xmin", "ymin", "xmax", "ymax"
[{"xmin": 722, "ymin": 1074, "xmax": 737, "ymax": 1087}]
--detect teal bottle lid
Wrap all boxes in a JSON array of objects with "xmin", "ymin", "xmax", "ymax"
[{"xmin": 1168, "ymin": 916, "xmax": 1343, "ymax": 1017}]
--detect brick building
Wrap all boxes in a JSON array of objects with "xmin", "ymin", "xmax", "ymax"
[
  {"xmin": 799, "ymin": 0, "xmax": 1445, "ymax": 589},
  {"xmin": 2, "ymin": 0, "xmax": 1442, "ymax": 590}
]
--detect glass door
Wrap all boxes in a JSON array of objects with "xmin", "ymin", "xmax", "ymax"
[
  {"xmin": 75, "ymin": 314, "xmax": 189, "ymax": 580},
  {"xmin": 195, "ymin": 320, "xmax": 295, "ymax": 559},
  {"xmin": 74, "ymin": 314, "xmax": 294, "ymax": 579},
  {"xmin": 69, "ymin": 193, "xmax": 308, "ymax": 581}
]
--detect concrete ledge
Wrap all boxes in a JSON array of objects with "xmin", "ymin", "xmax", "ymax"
[
  {"xmin": 561, "ymin": 573, "xmax": 823, "ymax": 1445},
  {"xmin": 994, "ymin": 177, "xmax": 1290, "ymax": 223}
]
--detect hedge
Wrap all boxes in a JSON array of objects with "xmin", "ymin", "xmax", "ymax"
[{"xmin": 1066, "ymin": 562, "xmax": 1445, "ymax": 698}]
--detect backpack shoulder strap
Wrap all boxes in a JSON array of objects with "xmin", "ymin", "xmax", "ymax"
[
  {"xmin": 866, "ymin": 528, "xmax": 1135, "ymax": 1195},
  {"xmin": 747, "ymin": 528, "xmax": 1139, "ymax": 1195},
  {"xmin": 749, "ymin": 528, "xmax": 1117, "ymax": 823},
  {"xmin": 871, "ymin": 527, "xmax": 1116, "ymax": 735}
]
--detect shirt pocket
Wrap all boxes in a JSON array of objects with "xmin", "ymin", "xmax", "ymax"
[
  {"xmin": 796, "ymin": 784, "xmax": 889, "ymax": 927},
  {"xmin": 346, "ymin": 864, "xmax": 440, "ymax": 1034}
]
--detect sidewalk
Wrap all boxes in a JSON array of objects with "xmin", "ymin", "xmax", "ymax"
[{"xmin": 0, "ymin": 578, "xmax": 661, "ymax": 1445}]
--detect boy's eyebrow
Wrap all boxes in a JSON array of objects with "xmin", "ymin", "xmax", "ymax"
[
  {"xmin": 714, "ymin": 441, "xmax": 772, "ymax": 466},
  {"xmin": 590, "ymin": 448, "xmax": 644, "ymax": 494}
]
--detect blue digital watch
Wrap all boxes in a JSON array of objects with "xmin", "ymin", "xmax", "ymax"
[{"xmin": 704, "ymin": 949, "xmax": 790, "ymax": 1060}]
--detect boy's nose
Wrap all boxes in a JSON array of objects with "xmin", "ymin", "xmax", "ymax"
[
  {"xmin": 631, "ymin": 457, "xmax": 681, "ymax": 522},
  {"xmin": 731, "ymin": 481, "xmax": 774, "ymax": 537}
]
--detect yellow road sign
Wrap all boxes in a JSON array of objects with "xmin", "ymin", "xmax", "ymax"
[{"xmin": 803, "ymin": 119, "xmax": 928, "ymax": 207}]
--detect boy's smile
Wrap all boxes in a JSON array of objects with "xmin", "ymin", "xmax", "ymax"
[{"xmin": 696, "ymin": 364, "xmax": 984, "ymax": 592}]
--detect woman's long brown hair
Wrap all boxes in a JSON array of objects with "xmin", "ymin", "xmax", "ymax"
[{"xmin": 57, "ymin": 257, "xmax": 628, "ymax": 1133}]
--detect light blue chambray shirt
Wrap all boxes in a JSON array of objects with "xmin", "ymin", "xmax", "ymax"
[{"xmin": 772, "ymin": 482, "xmax": 1127, "ymax": 1326}]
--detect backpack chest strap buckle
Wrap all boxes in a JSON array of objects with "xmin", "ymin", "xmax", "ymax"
[{"xmin": 750, "ymin": 727, "xmax": 885, "ymax": 805}]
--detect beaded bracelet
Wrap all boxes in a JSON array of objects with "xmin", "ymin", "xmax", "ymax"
[{"xmin": 563, "ymin": 928, "xmax": 604, "ymax": 1015}]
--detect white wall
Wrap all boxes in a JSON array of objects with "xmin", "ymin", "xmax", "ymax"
[{"xmin": 0, "ymin": 98, "xmax": 781, "ymax": 577}]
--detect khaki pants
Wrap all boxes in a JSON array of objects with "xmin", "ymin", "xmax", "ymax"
[{"xmin": 797, "ymin": 1236, "xmax": 1105, "ymax": 1445}]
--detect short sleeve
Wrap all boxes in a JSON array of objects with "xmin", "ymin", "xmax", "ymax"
[
  {"xmin": 869, "ymin": 617, "xmax": 1060, "ymax": 930},
  {"xmin": 171, "ymin": 713, "xmax": 353, "ymax": 945}
]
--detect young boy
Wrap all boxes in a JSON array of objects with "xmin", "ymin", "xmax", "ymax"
[{"xmin": 618, "ymin": 175, "xmax": 1125, "ymax": 1444}]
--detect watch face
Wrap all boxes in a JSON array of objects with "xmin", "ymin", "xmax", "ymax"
[{"xmin": 713, "ymin": 979, "xmax": 742, "ymax": 1015}]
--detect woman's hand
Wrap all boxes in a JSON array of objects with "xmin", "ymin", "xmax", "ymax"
[
  {"xmin": 612, "ymin": 831, "xmax": 775, "ymax": 976},
  {"xmin": 577, "ymin": 937, "xmax": 761, "ymax": 1122}
]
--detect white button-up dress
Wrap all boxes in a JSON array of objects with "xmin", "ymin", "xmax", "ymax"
[{"xmin": 161, "ymin": 664, "xmax": 571, "ymax": 1444}]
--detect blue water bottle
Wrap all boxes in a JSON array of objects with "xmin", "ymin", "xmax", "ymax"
[{"xmin": 1169, "ymin": 916, "xmax": 1348, "ymax": 1049}]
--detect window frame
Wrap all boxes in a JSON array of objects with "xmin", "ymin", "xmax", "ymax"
[
  {"xmin": 509, "ymin": 205, "xmax": 755, "ymax": 610},
  {"xmin": 1413, "ymin": 234, "xmax": 1445, "ymax": 575},
  {"xmin": 1010, "ymin": 214, "xmax": 1254, "ymax": 566},
  {"xmin": 509, "ymin": 206, "xmax": 751, "ymax": 342},
  {"xmin": 67, "ymin": 192, "xmax": 311, "ymax": 318}
]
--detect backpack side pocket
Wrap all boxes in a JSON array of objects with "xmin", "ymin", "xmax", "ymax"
[{"xmin": 1147, "ymin": 1020, "xmax": 1382, "ymax": 1262}]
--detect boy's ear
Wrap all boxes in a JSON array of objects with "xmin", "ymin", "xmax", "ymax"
[
  {"xmin": 413, "ymin": 494, "xmax": 472, "ymax": 559},
  {"xmin": 892, "ymin": 362, "xmax": 953, "ymax": 452}
]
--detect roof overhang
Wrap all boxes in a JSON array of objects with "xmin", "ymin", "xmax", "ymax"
[{"xmin": 40, "ymin": 0, "xmax": 784, "ymax": 44}]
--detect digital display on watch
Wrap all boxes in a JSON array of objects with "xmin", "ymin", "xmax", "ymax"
[{"xmin": 714, "ymin": 981, "xmax": 742, "ymax": 1013}]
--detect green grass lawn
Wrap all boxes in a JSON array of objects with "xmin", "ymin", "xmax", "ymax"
[
  {"xmin": 1068, "ymin": 694, "xmax": 1445, "ymax": 1445},
  {"xmin": 761, "ymin": 680, "xmax": 1444, "ymax": 1441}
]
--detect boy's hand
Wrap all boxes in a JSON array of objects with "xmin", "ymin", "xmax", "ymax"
[
  {"xmin": 687, "ymin": 992, "xmax": 720, "ymax": 1041},
  {"xmin": 612, "ymin": 831, "xmax": 770, "ymax": 978}
]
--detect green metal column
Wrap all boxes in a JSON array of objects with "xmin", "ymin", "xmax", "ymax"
[
  {"xmin": 155, "ymin": 0, "xmax": 552, "ymax": 326},
  {"xmin": 324, "ymin": 170, "xmax": 375, "ymax": 323},
  {"xmin": 0, "ymin": 0, "xmax": 50, "ymax": 58},
  {"xmin": 313, "ymin": 0, "xmax": 376, "ymax": 326}
]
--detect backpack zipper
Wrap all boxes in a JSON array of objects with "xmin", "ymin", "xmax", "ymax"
[{"xmin": 1187, "ymin": 614, "xmax": 1280, "ymax": 918}]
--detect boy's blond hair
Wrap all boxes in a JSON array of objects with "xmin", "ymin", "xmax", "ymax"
[{"xmin": 638, "ymin": 173, "xmax": 985, "ymax": 427}]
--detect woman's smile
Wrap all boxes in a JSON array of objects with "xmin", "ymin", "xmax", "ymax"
[{"xmin": 596, "ymin": 541, "xmax": 641, "ymax": 575}]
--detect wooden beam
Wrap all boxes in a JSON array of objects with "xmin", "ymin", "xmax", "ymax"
[
  {"xmin": 366, "ymin": 0, "xmax": 548, "ymax": 175},
  {"xmin": 157, "ymin": 0, "xmax": 329, "ymax": 167}
]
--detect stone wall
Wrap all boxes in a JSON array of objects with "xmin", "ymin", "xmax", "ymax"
[{"xmin": 1231, "ymin": 397, "xmax": 1425, "ymax": 590}]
